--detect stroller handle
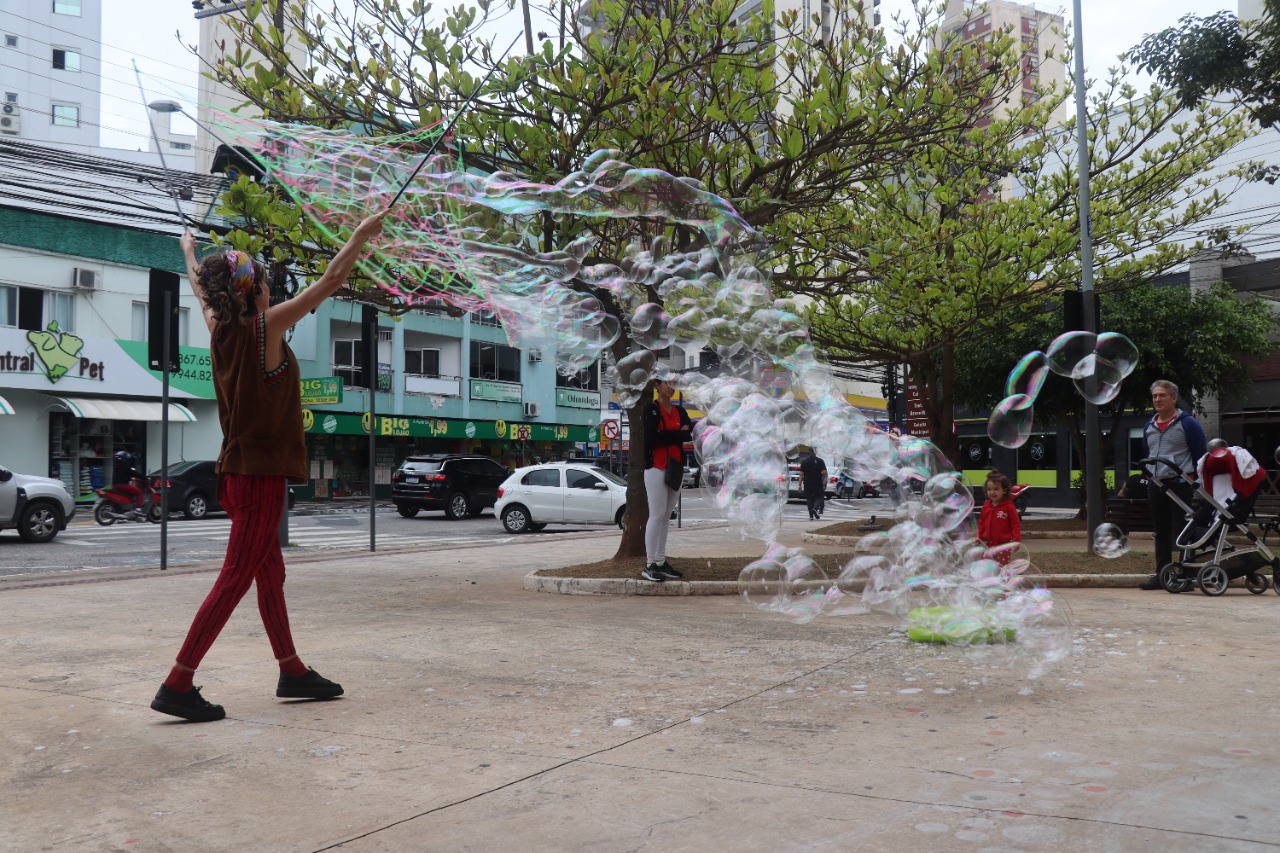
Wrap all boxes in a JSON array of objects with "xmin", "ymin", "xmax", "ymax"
[{"xmin": 1137, "ymin": 457, "xmax": 1194, "ymax": 486}]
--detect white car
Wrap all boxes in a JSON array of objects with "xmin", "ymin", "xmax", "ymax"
[
  {"xmin": 0, "ymin": 464, "xmax": 76, "ymax": 543},
  {"xmin": 495, "ymin": 463, "xmax": 628, "ymax": 533}
]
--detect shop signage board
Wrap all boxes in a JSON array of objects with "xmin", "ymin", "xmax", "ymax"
[
  {"xmin": 469, "ymin": 379, "xmax": 522, "ymax": 403},
  {"xmin": 0, "ymin": 326, "xmax": 210, "ymax": 398},
  {"xmin": 555, "ymin": 387, "xmax": 601, "ymax": 409},
  {"xmin": 301, "ymin": 410, "xmax": 594, "ymax": 442},
  {"xmin": 300, "ymin": 377, "xmax": 343, "ymax": 405}
]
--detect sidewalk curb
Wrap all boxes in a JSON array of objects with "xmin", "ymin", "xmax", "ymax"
[{"xmin": 525, "ymin": 571, "xmax": 1154, "ymax": 595}]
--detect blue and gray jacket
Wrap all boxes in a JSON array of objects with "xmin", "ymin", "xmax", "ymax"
[{"xmin": 1143, "ymin": 410, "xmax": 1207, "ymax": 481}]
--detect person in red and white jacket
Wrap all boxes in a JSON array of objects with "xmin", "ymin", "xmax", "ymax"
[{"xmin": 978, "ymin": 469, "xmax": 1021, "ymax": 557}]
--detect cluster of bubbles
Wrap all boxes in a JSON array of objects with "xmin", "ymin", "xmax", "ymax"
[
  {"xmin": 988, "ymin": 331, "xmax": 1140, "ymax": 449},
  {"xmin": 236, "ymin": 119, "xmax": 1090, "ymax": 678},
  {"xmin": 1092, "ymin": 522, "xmax": 1130, "ymax": 559}
]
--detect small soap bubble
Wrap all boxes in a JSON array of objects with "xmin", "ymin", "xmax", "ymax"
[
  {"xmin": 1093, "ymin": 523, "xmax": 1129, "ymax": 558},
  {"xmin": 988, "ymin": 396, "xmax": 1034, "ymax": 448},
  {"xmin": 1005, "ymin": 351, "xmax": 1048, "ymax": 401}
]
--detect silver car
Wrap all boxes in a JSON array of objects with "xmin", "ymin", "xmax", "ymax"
[{"xmin": 0, "ymin": 464, "xmax": 77, "ymax": 543}]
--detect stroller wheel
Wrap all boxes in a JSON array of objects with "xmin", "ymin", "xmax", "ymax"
[
  {"xmin": 1245, "ymin": 573, "xmax": 1269, "ymax": 595},
  {"xmin": 1159, "ymin": 563, "xmax": 1191, "ymax": 594},
  {"xmin": 1197, "ymin": 563, "xmax": 1230, "ymax": 597}
]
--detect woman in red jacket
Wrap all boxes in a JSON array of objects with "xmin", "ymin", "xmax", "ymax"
[{"xmin": 978, "ymin": 469, "xmax": 1021, "ymax": 558}]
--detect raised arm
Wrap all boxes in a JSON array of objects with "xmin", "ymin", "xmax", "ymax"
[
  {"xmin": 180, "ymin": 230, "xmax": 216, "ymax": 334},
  {"xmin": 265, "ymin": 210, "xmax": 388, "ymax": 336}
]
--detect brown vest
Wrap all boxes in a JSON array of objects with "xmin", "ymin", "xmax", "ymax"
[{"xmin": 211, "ymin": 313, "xmax": 308, "ymax": 486}]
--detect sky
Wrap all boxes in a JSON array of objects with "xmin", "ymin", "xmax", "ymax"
[{"xmin": 100, "ymin": 0, "xmax": 1237, "ymax": 152}]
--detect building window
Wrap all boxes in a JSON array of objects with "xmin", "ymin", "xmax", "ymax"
[
  {"xmin": 53, "ymin": 0, "xmax": 82, "ymax": 14},
  {"xmin": 52, "ymin": 48, "xmax": 81, "ymax": 71},
  {"xmin": 332, "ymin": 338, "xmax": 362, "ymax": 388},
  {"xmin": 51, "ymin": 104, "xmax": 79, "ymax": 127},
  {"xmin": 45, "ymin": 291, "xmax": 75, "ymax": 333},
  {"xmin": 0, "ymin": 284, "xmax": 15, "ymax": 327},
  {"xmin": 4, "ymin": 92, "xmax": 15, "ymax": 103},
  {"xmin": 469, "ymin": 309, "xmax": 502, "ymax": 328},
  {"xmin": 169, "ymin": 141, "xmax": 192, "ymax": 150},
  {"xmin": 4, "ymin": 35, "xmax": 17, "ymax": 48},
  {"xmin": 134, "ymin": 301, "xmax": 192, "ymax": 347},
  {"xmin": 405, "ymin": 348, "xmax": 441, "ymax": 377},
  {"xmin": 469, "ymin": 341, "xmax": 521, "ymax": 383},
  {"xmin": 556, "ymin": 364, "xmax": 599, "ymax": 391}
]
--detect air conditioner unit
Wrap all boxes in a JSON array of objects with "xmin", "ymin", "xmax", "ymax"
[
  {"xmin": 527, "ymin": 348, "xmax": 542, "ymax": 363},
  {"xmin": 0, "ymin": 104, "xmax": 19, "ymax": 135},
  {"xmin": 72, "ymin": 268, "xmax": 99, "ymax": 291},
  {"xmin": 523, "ymin": 402, "xmax": 541, "ymax": 418}
]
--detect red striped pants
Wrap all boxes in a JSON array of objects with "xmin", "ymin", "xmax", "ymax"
[{"xmin": 173, "ymin": 473, "xmax": 297, "ymax": 670}]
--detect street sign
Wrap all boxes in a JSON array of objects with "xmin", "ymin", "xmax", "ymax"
[
  {"xmin": 517, "ymin": 425, "xmax": 531, "ymax": 441},
  {"xmin": 601, "ymin": 420, "xmax": 620, "ymax": 439}
]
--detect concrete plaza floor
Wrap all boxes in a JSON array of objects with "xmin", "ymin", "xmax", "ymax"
[{"xmin": 2, "ymin": 522, "xmax": 1277, "ymax": 852}]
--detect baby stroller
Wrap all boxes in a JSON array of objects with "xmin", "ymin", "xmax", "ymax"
[{"xmin": 1141, "ymin": 443, "xmax": 1279, "ymax": 596}]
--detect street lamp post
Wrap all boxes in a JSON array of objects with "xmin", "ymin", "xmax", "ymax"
[{"xmin": 1072, "ymin": 0, "xmax": 1103, "ymax": 551}]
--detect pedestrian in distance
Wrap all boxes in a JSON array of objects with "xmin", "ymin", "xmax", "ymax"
[
  {"xmin": 977, "ymin": 469, "xmax": 1022, "ymax": 561},
  {"xmin": 151, "ymin": 211, "xmax": 386, "ymax": 723},
  {"xmin": 1138, "ymin": 379, "xmax": 1207, "ymax": 590},
  {"xmin": 640, "ymin": 377, "xmax": 692, "ymax": 583},
  {"xmin": 800, "ymin": 452, "xmax": 828, "ymax": 521}
]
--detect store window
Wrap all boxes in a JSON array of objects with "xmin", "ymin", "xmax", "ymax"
[
  {"xmin": 470, "ymin": 341, "xmax": 521, "ymax": 383},
  {"xmin": 51, "ymin": 104, "xmax": 79, "ymax": 127},
  {"xmin": 405, "ymin": 347, "xmax": 440, "ymax": 377},
  {"xmin": 52, "ymin": 48, "xmax": 81, "ymax": 71},
  {"xmin": 1017, "ymin": 433, "xmax": 1057, "ymax": 472}
]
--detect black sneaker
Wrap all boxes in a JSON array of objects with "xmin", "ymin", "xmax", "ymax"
[
  {"xmin": 1137, "ymin": 576, "xmax": 1162, "ymax": 591},
  {"xmin": 640, "ymin": 564, "xmax": 666, "ymax": 583},
  {"xmin": 151, "ymin": 684, "xmax": 226, "ymax": 722},
  {"xmin": 277, "ymin": 667, "xmax": 344, "ymax": 699},
  {"xmin": 657, "ymin": 561, "xmax": 683, "ymax": 580}
]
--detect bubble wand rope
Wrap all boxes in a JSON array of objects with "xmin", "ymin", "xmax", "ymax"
[
  {"xmin": 388, "ymin": 30, "xmax": 524, "ymax": 210},
  {"xmin": 132, "ymin": 59, "xmax": 189, "ymax": 224}
]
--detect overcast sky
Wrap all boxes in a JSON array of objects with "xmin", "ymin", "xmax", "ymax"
[{"xmin": 102, "ymin": 0, "xmax": 1234, "ymax": 151}]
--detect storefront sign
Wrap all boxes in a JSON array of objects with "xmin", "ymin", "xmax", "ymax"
[
  {"xmin": 301, "ymin": 377, "xmax": 343, "ymax": 405},
  {"xmin": 469, "ymin": 379, "xmax": 522, "ymax": 403},
  {"xmin": 302, "ymin": 411, "xmax": 592, "ymax": 442},
  {"xmin": 0, "ymin": 326, "xmax": 209, "ymax": 399},
  {"xmin": 556, "ymin": 387, "xmax": 601, "ymax": 409}
]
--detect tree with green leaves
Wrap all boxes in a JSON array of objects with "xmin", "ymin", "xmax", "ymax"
[
  {"xmin": 797, "ymin": 55, "xmax": 1258, "ymax": 462},
  {"xmin": 1128, "ymin": 0, "xmax": 1280, "ymax": 131},
  {"xmin": 193, "ymin": 0, "xmax": 1033, "ymax": 559}
]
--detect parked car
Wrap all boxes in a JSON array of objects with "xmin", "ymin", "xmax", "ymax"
[
  {"xmin": 150, "ymin": 461, "xmax": 295, "ymax": 520},
  {"xmin": 0, "ymin": 463, "xmax": 76, "ymax": 542},
  {"xmin": 392, "ymin": 454, "xmax": 510, "ymax": 519},
  {"xmin": 682, "ymin": 465, "xmax": 700, "ymax": 489},
  {"xmin": 494, "ymin": 462, "xmax": 628, "ymax": 533},
  {"xmin": 834, "ymin": 469, "xmax": 880, "ymax": 500},
  {"xmin": 787, "ymin": 463, "xmax": 840, "ymax": 499}
]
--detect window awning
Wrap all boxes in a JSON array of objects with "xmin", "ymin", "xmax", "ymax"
[
  {"xmin": 0, "ymin": 395, "xmax": 12, "ymax": 415},
  {"xmin": 43, "ymin": 395, "xmax": 197, "ymax": 423}
]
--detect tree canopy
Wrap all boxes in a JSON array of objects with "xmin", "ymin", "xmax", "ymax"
[{"xmin": 1128, "ymin": 0, "xmax": 1280, "ymax": 130}]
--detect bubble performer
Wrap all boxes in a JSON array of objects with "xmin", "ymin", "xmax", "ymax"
[{"xmin": 150, "ymin": 211, "xmax": 387, "ymax": 723}]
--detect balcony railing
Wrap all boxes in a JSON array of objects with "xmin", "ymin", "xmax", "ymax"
[{"xmin": 405, "ymin": 373, "xmax": 462, "ymax": 397}]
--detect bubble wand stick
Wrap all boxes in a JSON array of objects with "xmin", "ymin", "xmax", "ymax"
[
  {"xmin": 387, "ymin": 30, "xmax": 524, "ymax": 210},
  {"xmin": 132, "ymin": 59, "xmax": 189, "ymax": 224}
]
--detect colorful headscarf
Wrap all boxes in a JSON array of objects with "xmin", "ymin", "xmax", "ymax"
[{"xmin": 226, "ymin": 250, "xmax": 257, "ymax": 295}]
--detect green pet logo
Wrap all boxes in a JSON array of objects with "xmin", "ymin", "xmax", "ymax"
[{"xmin": 27, "ymin": 321, "xmax": 85, "ymax": 383}]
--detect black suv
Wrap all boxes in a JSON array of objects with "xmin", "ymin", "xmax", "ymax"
[{"xmin": 391, "ymin": 455, "xmax": 510, "ymax": 519}]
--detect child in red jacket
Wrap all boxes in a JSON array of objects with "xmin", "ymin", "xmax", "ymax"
[{"xmin": 978, "ymin": 469, "xmax": 1021, "ymax": 558}]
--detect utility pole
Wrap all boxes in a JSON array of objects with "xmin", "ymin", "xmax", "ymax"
[{"xmin": 1073, "ymin": 0, "xmax": 1103, "ymax": 552}]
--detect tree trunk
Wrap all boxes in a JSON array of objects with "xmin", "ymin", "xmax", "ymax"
[
  {"xmin": 612, "ymin": 395, "xmax": 650, "ymax": 561},
  {"xmin": 910, "ymin": 348, "xmax": 959, "ymax": 465}
]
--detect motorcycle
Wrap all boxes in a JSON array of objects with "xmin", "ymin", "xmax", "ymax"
[{"xmin": 93, "ymin": 481, "xmax": 162, "ymax": 525}]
